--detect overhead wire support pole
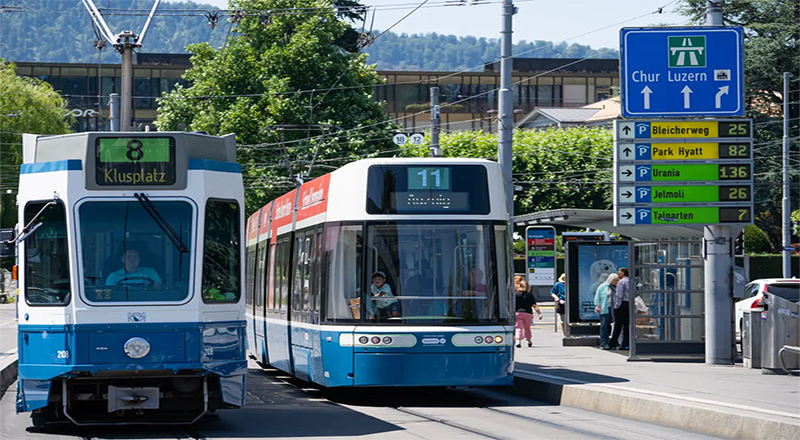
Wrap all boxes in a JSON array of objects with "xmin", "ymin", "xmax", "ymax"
[
  {"xmin": 498, "ymin": 0, "xmax": 515, "ymax": 225},
  {"xmin": 137, "ymin": 0, "xmax": 163, "ymax": 45},
  {"xmin": 703, "ymin": 0, "xmax": 732, "ymax": 365},
  {"xmin": 782, "ymin": 72, "xmax": 792, "ymax": 277},
  {"xmin": 430, "ymin": 86, "xmax": 441, "ymax": 157}
]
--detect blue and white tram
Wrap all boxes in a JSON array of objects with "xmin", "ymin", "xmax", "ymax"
[
  {"xmin": 15, "ymin": 132, "xmax": 246, "ymax": 425},
  {"xmin": 245, "ymin": 158, "xmax": 515, "ymax": 387}
]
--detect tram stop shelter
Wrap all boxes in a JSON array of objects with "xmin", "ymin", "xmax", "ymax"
[{"xmin": 513, "ymin": 208, "xmax": 710, "ymax": 360}]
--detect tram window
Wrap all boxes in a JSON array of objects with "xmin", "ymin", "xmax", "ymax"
[
  {"xmin": 245, "ymin": 245, "xmax": 256, "ymax": 308},
  {"xmin": 202, "ymin": 199, "xmax": 241, "ymax": 303},
  {"xmin": 293, "ymin": 235, "xmax": 304, "ymax": 312},
  {"xmin": 323, "ymin": 224, "xmax": 363, "ymax": 322},
  {"xmin": 79, "ymin": 200, "xmax": 192, "ymax": 303},
  {"xmin": 493, "ymin": 225, "xmax": 512, "ymax": 322},
  {"xmin": 364, "ymin": 222, "xmax": 500, "ymax": 323},
  {"xmin": 267, "ymin": 244, "xmax": 277, "ymax": 309},
  {"xmin": 24, "ymin": 200, "xmax": 71, "ymax": 306}
]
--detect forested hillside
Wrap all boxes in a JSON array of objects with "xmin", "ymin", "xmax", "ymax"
[{"xmin": 0, "ymin": 0, "xmax": 616, "ymax": 69}]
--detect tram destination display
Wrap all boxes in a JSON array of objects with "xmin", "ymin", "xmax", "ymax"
[
  {"xmin": 367, "ymin": 165, "xmax": 490, "ymax": 214},
  {"xmin": 95, "ymin": 137, "xmax": 176, "ymax": 186}
]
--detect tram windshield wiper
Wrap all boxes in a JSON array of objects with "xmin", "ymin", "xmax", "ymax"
[{"xmin": 134, "ymin": 192, "xmax": 189, "ymax": 253}]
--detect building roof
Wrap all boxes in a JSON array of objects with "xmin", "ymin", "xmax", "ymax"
[
  {"xmin": 516, "ymin": 108, "xmax": 600, "ymax": 128},
  {"xmin": 583, "ymin": 96, "xmax": 621, "ymax": 122}
]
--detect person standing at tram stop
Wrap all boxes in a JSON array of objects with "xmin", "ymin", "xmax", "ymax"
[
  {"xmin": 550, "ymin": 273, "xmax": 567, "ymax": 335},
  {"xmin": 368, "ymin": 271, "xmax": 400, "ymax": 320},
  {"xmin": 609, "ymin": 267, "xmax": 631, "ymax": 350},
  {"xmin": 515, "ymin": 279, "xmax": 543, "ymax": 348},
  {"xmin": 594, "ymin": 273, "xmax": 619, "ymax": 350}
]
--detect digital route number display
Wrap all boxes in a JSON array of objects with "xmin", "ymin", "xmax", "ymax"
[
  {"xmin": 366, "ymin": 165, "xmax": 489, "ymax": 214},
  {"xmin": 95, "ymin": 137, "xmax": 175, "ymax": 186}
]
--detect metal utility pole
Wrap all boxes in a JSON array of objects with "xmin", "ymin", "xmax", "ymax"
[
  {"xmin": 498, "ymin": 1, "xmax": 515, "ymax": 221},
  {"xmin": 81, "ymin": 0, "xmax": 161, "ymax": 131},
  {"xmin": 109, "ymin": 93, "xmax": 120, "ymax": 132},
  {"xmin": 782, "ymin": 72, "xmax": 792, "ymax": 277},
  {"xmin": 430, "ymin": 87, "xmax": 441, "ymax": 157},
  {"xmin": 703, "ymin": 0, "xmax": 732, "ymax": 365}
]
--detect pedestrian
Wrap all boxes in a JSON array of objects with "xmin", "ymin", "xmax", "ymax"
[
  {"xmin": 594, "ymin": 273, "xmax": 619, "ymax": 349},
  {"xmin": 550, "ymin": 273, "xmax": 567, "ymax": 335},
  {"xmin": 515, "ymin": 279, "xmax": 543, "ymax": 347},
  {"xmin": 610, "ymin": 267, "xmax": 631, "ymax": 350}
]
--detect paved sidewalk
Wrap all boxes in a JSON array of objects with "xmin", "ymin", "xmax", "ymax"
[{"xmin": 512, "ymin": 304, "xmax": 800, "ymax": 439}]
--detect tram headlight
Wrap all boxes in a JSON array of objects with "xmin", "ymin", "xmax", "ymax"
[
  {"xmin": 484, "ymin": 336, "xmax": 493, "ymax": 344},
  {"xmin": 124, "ymin": 337, "xmax": 151, "ymax": 359},
  {"xmin": 474, "ymin": 336, "xmax": 483, "ymax": 344},
  {"xmin": 359, "ymin": 336, "xmax": 369, "ymax": 344},
  {"xmin": 382, "ymin": 336, "xmax": 392, "ymax": 345},
  {"xmin": 494, "ymin": 335, "xmax": 503, "ymax": 344},
  {"xmin": 371, "ymin": 336, "xmax": 381, "ymax": 344}
]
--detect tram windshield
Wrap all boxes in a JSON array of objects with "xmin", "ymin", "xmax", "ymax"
[
  {"xmin": 324, "ymin": 222, "xmax": 511, "ymax": 324},
  {"xmin": 78, "ymin": 200, "xmax": 193, "ymax": 303}
]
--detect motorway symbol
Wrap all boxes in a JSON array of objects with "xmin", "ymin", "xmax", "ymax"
[
  {"xmin": 621, "ymin": 27, "xmax": 744, "ymax": 117},
  {"xmin": 669, "ymin": 36, "xmax": 706, "ymax": 67},
  {"xmin": 617, "ymin": 184, "xmax": 752, "ymax": 203},
  {"xmin": 617, "ymin": 142, "xmax": 752, "ymax": 161}
]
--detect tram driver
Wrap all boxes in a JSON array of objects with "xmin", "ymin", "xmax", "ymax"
[{"xmin": 106, "ymin": 249, "xmax": 162, "ymax": 289}]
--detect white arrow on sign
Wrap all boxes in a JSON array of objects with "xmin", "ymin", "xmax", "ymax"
[
  {"xmin": 715, "ymin": 86, "xmax": 729, "ymax": 109},
  {"xmin": 641, "ymin": 86, "xmax": 653, "ymax": 109},
  {"xmin": 681, "ymin": 85, "xmax": 693, "ymax": 109}
]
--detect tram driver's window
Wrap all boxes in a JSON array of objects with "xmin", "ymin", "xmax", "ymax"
[
  {"xmin": 24, "ymin": 200, "xmax": 71, "ymax": 306},
  {"xmin": 202, "ymin": 199, "xmax": 241, "ymax": 303}
]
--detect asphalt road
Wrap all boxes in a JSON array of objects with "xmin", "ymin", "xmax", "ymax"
[{"xmin": 0, "ymin": 360, "xmax": 721, "ymax": 440}]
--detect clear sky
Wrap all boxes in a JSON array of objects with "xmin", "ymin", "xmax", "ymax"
[{"xmin": 196, "ymin": 0, "xmax": 691, "ymax": 50}]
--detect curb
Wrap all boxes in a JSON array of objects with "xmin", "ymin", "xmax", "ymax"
[
  {"xmin": 509, "ymin": 370, "xmax": 800, "ymax": 440},
  {"xmin": 0, "ymin": 352, "xmax": 18, "ymax": 398}
]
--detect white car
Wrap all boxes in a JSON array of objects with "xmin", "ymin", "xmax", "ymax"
[{"xmin": 735, "ymin": 278, "xmax": 800, "ymax": 342}]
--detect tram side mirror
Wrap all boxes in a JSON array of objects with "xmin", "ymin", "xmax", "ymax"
[{"xmin": 15, "ymin": 222, "xmax": 43, "ymax": 245}]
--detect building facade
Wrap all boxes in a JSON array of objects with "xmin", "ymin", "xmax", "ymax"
[{"xmin": 13, "ymin": 56, "xmax": 619, "ymax": 133}]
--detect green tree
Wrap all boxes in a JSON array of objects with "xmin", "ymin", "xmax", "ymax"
[
  {"xmin": 743, "ymin": 224, "xmax": 772, "ymax": 254},
  {"xmin": 0, "ymin": 59, "xmax": 71, "ymax": 228},
  {"xmin": 402, "ymin": 127, "xmax": 613, "ymax": 215},
  {"xmin": 155, "ymin": 0, "xmax": 397, "ymax": 213}
]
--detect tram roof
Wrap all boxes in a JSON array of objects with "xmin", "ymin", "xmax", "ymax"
[{"xmin": 512, "ymin": 208, "xmax": 704, "ymax": 240}]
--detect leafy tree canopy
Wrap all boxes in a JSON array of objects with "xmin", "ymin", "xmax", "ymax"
[
  {"xmin": 0, "ymin": 59, "xmax": 72, "ymax": 227},
  {"xmin": 155, "ymin": 0, "xmax": 397, "ymax": 214},
  {"xmin": 402, "ymin": 127, "xmax": 613, "ymax": 216}
]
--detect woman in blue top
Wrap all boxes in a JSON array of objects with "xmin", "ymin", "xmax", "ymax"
[
  {"xmin": 594, "ymin": 273, "xmax": 619, "ymax": 349},
  {"xmin": 550, "ymin": 273, "xmax": 566, "ymax": 335}
]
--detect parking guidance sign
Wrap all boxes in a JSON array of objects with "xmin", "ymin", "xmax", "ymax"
[{"xmin": 621, "ymin": 27, "xmax": 744, "ymax": 117}]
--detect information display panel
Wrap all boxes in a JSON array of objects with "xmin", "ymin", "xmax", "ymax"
[{"xmin": 95, "ymin": 137, "xmax": 176, "ymax": 186}]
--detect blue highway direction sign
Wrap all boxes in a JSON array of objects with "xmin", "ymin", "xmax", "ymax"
[{"xmin": 621, "ymin": 27, "xmax": 744, "ymax": 117}]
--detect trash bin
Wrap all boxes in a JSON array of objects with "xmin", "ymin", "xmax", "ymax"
[
  {"xmin": 742, "ymin": 309, "xmax": 762, "ymax": 368},
  {"xmin": 761, "ymin": 292, "xmax": 800, "ymax": 374}
]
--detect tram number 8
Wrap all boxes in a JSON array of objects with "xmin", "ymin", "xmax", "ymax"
[{"xmin": 126, "ymin": 140, "xmax": 144, "ymax": 161}]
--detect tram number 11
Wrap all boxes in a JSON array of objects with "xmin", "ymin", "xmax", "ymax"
[{"xmin": 410, "ymin": 167, "xmax": 451, "ymax": 190}]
